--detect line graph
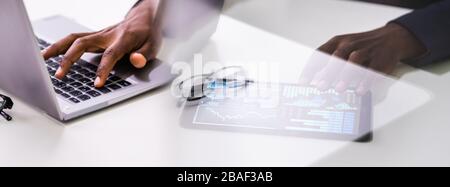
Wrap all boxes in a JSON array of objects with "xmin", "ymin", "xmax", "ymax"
[
  {"xmin": 202, "ymin": 107, "xmax": 277, "ymax": 121},
  {"xmin": 190, "ymin": 83, "xmax": 361, "ymax": 135}
]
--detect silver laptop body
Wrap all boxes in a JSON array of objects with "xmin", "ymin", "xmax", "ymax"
[{"xmin": 0, "ymin": 0, "xmax": 176, "ymax": 121}]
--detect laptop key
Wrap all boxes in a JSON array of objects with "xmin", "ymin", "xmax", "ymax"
[
  {"xmin": 71, "ymin": 74, "xmax": 84, "ymax": 80},
  {"xmin": 109, "ymin": 75, "xmax": 121, "ymax": 82},
  {"xmin": 87, "ymin": 90, "xmax": 101, "ymax": 97},
  {"xmin": 79, "ymin": 78, "xmax": 91, "ymax": 84},
  {"xmin": 78, "ymin": 86, "xmax": 91, "ymax": 92},
  {"xmin": 70, "ymin": 82, "xmax": 83, "ymax": 88},
  {"xmin": 71, "ymin": 65, "xmax": 83, "ymax": 71},
  {"xmin": 37, "ymin": 38, "xmax": 51, "ymax": 47},
  {"xmin": 61, "ymin": 78, "xmax": 75, "ymax": 83},
  {"xmin": 48, "ymin": 70, "xmax": 56, "ymax": 76},
  {"xmin": 77, "ymin": 69, "xmax": 90, "ymax": 74},
  {"xmin": 51, "ymin": 78, "xmax": 58, "ymax": 84},
  {"xmin": 67, "ymin": 70, "xmax": 76, "ymax": 75},
  {"xmin": 84, "ymin": 63, "xmax": 98, "ymax": 71},
  {"xmin": 55, "ymin": 82, "xmax": 66, "ymax": 88},
  {"xmin": 69, "ymin": 98, "xmax": 80, "ymax": 103},
  {"xmin": 95, "ymin": 87, "xmax": 111, "ymax": 94},
  {"xmin": 118, "ymin": 80, "xmax": 132, "ymax": 87},
  {"xmin": 86, "ymin": 81, "xmax": 95, "ymax": 88},
  {"xmin": 108, "ymin": 84, "xmax": 122, "ymax": 90},
  {"xmin": 61, "ymin": 93, "xmax": 71, "ymax": 98},
  {"xmin": 53, "ymin": 56, "xmax": 63, "ymax": 62},
  {"xmin": 54, "ymin": 89, "xmax": 63, "ymax": 94},
  {"xmin": 85, "ymin": 73, "xmax": 96, "ymax": 78},
  {"xmin": 48, "ymin": 62, "xmax": 59, "ymax": 68},
  {"xmin": 37, "ymin": 38, "xmax": 46, "ymax": 45},
  {"xmin": 62, "ymin": 86, "xmax": 75, "ymax": 92},
  {"xmin": 69, "ymin": 90, "xmax": 83, "ymax": 97},
  {"xmin": 77, "ymin": 95, "xmax": 91, "ymax": 101}
]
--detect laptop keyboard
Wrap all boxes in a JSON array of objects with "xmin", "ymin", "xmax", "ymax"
[{"xmin": 37, "ymin": 38, "xmax": 133, "ymax": 104}]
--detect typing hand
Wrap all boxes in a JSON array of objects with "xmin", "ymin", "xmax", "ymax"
[
  {"xmin": 42, "ymin": 1, "xmax": 162, "ymax": 88},
  {"xmin": 300, "ymin": 23, "xmax": 426, "ymax": 94}
]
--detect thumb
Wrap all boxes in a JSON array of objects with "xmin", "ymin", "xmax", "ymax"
[
  {"xmin": 130, "ymin": 52, "xmax": 148, "ymax": 69},
  {"xmin": 130, "ymin": 42, "xmax": 158, "ymax": 69}
]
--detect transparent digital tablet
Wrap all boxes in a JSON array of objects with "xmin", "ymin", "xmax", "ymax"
[{"xmin": 180, "ymin": 82, "xmax": 372, "ymax": 142}]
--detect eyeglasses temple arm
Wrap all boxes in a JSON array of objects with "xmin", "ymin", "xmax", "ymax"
[{"xmin": 0, "ymin": 111, "xmax": 12, "ymax": 121}]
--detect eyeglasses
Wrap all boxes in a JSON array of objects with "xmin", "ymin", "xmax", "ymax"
[
  {"xmin": 176, "ymin": 66, "xmax": 254, "ymax": 103},
  {"xmin": 0, "ymin": 94, "xmax": 13, "ymax": 121}
]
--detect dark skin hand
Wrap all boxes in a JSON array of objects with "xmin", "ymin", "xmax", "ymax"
[
  {"xmin": 301, "ymin": 23, "xmax": 427, "ymax": 94},
  {"xmin": 42, "ymin": 0, "xmax": 162, "ymax": 88}
]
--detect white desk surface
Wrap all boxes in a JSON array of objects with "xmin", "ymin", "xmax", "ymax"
[{"xmin": 0, "ymin": 0, "xmax": 449, "ymax": 167}]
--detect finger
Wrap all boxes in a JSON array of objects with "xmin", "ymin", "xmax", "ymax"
[
  {"xmin": 130, "ymin": 53, "xmax": 148, "ymax": 69},
  {"xmin": 334, "ymin": 63, "xmax": 365, "ymax": 93},
  {"xmin": 130, "ymin": 42, "xmax": 153, "ymax": 69},
  {"xmin": 130, "ymin": 33, "xmax": 162, "ymax": 68},
  {"xmin": 299, "ymin": 36, "xmax": 341, "ymax": 85},
  {"xmin": 317, "ymin": 36, "xmax": 341, "ymax": 54},
  {"xmin": 369, "ymin": 57, "xmax": 396, "ymax": 74},
  {"xmin": 55, "ymin": 35, "xmax": 103, "ymax": 79},
  {"xmin": 42, "ymin": 33, "xmax": 92, "ymax": 60},
  {"xmin": 95, "ymin": 42, "xmax": 129, "ymax": 87},
  {"xmin": 312, "ymin": 47, "xmax": 353, "ymax": 90},
  {"xmin": 347, "ymin": 50, "xmax": 369, "ymax": 66},
  {"xmin": 337, "ymin": 55, "xmax": 389, "ymax": 94},
  {"xmin": 356, "ymin": 73, "xmax": 377, "ymax": 96},
  {"xmin": 335, "ymin": 50, "xmax": 369, "ymax": 92}
]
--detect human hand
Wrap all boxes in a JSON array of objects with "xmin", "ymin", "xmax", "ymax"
[
  {"xmin": 42, "ymin": 0, "xmax": 162, "ymax": 88},
  {"xmin": 300, "ymin": 23, "xmax": 426, "ymax": 94}
]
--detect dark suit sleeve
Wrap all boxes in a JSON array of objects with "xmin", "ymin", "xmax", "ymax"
[{"xmin": 392, "ymin": 0, "xmax": 450, "ymax": 66}]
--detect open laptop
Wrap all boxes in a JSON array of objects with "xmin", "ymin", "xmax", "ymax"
[{"xmin": 0, "ymin": 0, "xmax": 179, "ymax": 121}]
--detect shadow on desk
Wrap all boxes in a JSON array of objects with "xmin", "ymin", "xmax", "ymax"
[
  {"xmin": 395, "ymin": 59, "xmax": 450, "ymax": 77},
  {"xmin": 418, "ymin": 60, "xmax": 450, "ymax": 75}
]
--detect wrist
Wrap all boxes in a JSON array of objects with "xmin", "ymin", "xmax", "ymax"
[
  {"xmin": 386, "ymin": 23, "xmax": 427, "ymax": 61},
  {"xmin": 127, "ymin": 0, "xmax": 160, "ymax": 24}
]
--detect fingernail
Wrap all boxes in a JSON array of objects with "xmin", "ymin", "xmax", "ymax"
[
  {"xmin": 357, "ymin": 86, "xmax": 367, "ymax": 95},
  {"xmin": 94, "ymin": 77, "xmax": 102, "ymax": 87},
  {"xmin": 55, "ymin": 68, "xmax": 63, "ymax": 78},
  {"xmin": 130, "ymin": 53, "xmax": 147, "ymax": 68},
  {"xmin": 335, "ymin": 81, "xmax": 346, "ymax": 92}
]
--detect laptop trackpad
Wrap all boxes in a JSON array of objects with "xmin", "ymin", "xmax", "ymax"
[{"xmin": 32, "ymin": 15, "xmax": 92, "ymax": 43}]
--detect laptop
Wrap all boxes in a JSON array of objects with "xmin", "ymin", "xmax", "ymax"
[{"xmin": 0, "ymin": 0, "xmax": 178, "ymax": 121}]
